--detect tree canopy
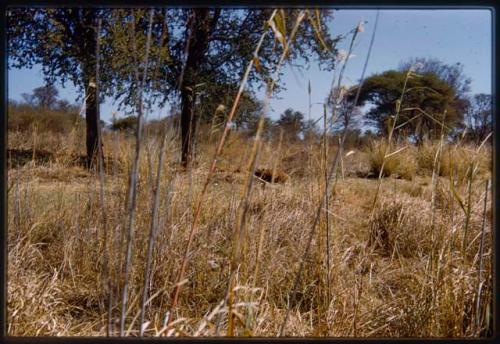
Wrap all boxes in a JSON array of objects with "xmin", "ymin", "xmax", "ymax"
[
  {"xmin": 276, "ymin": 108, "xmax": 306, "ymax": 141},
  {"xmin": 31, "ymin": 84, "xmax": 59, "ymax": 109},
  {"xmin": 105, "ymin": 9, "xmax": 340, "ymax": 165},
  {"xmin": 398, "ymin": 57, "xmax": 472, "ymax": 99},
  {"xmin": 8, "ymin": 8, "xmax": 108, "ymax": 166},
  {"xmin": 8, "ymin": 8, "xmax": 341, "ymax": 166},
  {"xmin": 463, "ymin": 93, "xmax": 492, "ymax": 144},
  {"xmin": 351, "ymin": 70, "xmax": 465, "ymax": 143}
]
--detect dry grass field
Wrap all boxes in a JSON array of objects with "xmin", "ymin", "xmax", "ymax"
[{"xmin": 7, "ymin": 126, "xmax": 493, "ymax": 337}]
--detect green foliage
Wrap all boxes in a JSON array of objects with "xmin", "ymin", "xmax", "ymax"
[
  {"xmin": 8, "ymin": 8, "xmax": 342, "ymax": 165},
  {"xmin": 398, "ymin": 57, "xmax": 472, "ymax": 98},
  {"xmin": 8, "ymin": 8, "xmax": 103, "ymax": 92},
  {"xmin": 352, "ymin": 70, "xmax": 464, "ymax": 142},
  {"xmin": 195, "ymin": 83, "xmax": 264, "ymax": 129},
  {"xmin": 102, "ymin": 9, "xmax": 340, "ymax": 108},
  {"xmin": 8, "ymin": 8, "xmax": 110, "ymax": 165},
  {"xmin": 302, "ymin": 119, "xmax": 320, "ymax": 141}
]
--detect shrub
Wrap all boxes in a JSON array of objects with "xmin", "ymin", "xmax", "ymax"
[
  {"xmin": 8, "ymin": 103, "xmax": 82, "ymax": 134},
  {"xmin": 416, "ymin": 141, "xmax": 440, "ymax": 173},
  {"xmin": 440, "ymin": 145, "xmax": 490, "ymax": 184},
  {"xmin": 366, "ymin": 140, "xmax": 417, "ymax": 180},
  {"xmin": 110, "ymin": 115, "xmax": 137, "ymax": 133},
  {"xmin": 416, "ymin": 141, "xmax": 491, "ymax": 182}
]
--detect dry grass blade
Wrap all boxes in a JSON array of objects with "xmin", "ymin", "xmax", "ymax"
[
  {"xmin": 307, "ymin": 9, "xmax": 330, "ymax": 52},
  {"xmin": 119, "ymin": 9, "xmax": 154, "ymax": 337},
  {"xmin": 127, "ymin": 288, "xmax": 165, "ymax": 336},
  {"xmin": 280, "ymin": 10, "xmax": 380, "ymax": 336},
  {"xmin": 94, "ymin": 16, "xmax": 113, "ymax": 337},
  {"xmin": 227, "ymin": 10, "xmax": 307, "ymax": 336},
  {"xmin": 167, "ymin": 10, "xmax": 278, "ymax": 326},
  {"xmin": 474, "ymin": 179, "xmax": 490, "ymax": 335},
  {"xmin": 322, "ymin": 103, "xmax": 331, "ymax": 328},
  {"xmin": 7, "ymin": 8, "xmax": 493, "ymax": 339},
  {"xmin": 139, "ymin": 131, "xmax": 173, "ymax": 337}
]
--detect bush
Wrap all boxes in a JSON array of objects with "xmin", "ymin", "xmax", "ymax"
[
  {"xmin": 110, "ymin": 115, "xmax": 137, "ymax": 132},
  {"xmin": 440, "ymin": 145, "xmax": 490, "ymax": 184},
  {"xmin": 416, "ymin": 141, "xmax": 440, "ymax": 173},
  {"xmin": 366, "ymin": 140, "xmax": 417, "ymax": 180},
  {"xmin": 416, "ymin": 141, "xmax": 491, "ymax": 183},
  {"xmin": 8, "ymin": 103, "xmax": 82, "ymax": 134}
]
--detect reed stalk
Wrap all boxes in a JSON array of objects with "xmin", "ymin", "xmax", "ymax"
[
  {"xmin": 280, "ymin": 11, "xmax": 379, "ymax": 335},
  {"xmin": 167, "ymin": 11, "xmax": 276, "ymax": 326},
  {"xmin": 119, "ymin": 9, "xmax": 154, "ymax": 336},
  {"xmin": 227, "ymin": 11, "xmax": 306, "ymax": 336}
]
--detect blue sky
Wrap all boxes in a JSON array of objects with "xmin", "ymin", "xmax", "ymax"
[{"xmin": 8, "ymin": 9, "xmax": 492, "ymax": 125}]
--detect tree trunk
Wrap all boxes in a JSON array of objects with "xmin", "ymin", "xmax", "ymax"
[
  {"xmin": 180, "ymin": 87, "xmax": 196, "ymax": 167},
  {"xmin": 180, "ymin": 9, "xmax": 219, "ymax": 168},
  {"xmin": 85, "ymin": 77, "xmax": 102, "ymax": 169},
  {"xmin": 79, "ymin": 9, "xmax": 102, "ymax": 169}
]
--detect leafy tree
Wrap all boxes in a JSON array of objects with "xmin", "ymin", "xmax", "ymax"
[
  {"xmin": 32, "ymin": 84, "xmax": 59, "ymax": 109},
  {"xmin": 399, "ymin": 57, "xmax": 472, "ymax": 98},
  {"xmin": 108, "ymin": 9, "xmax": 340, "ymax": 166},
  {"xmin": 352, "ymin": 70, "xmax": 464, "ymax": 143},
  {"xmin": 8, "ymin": 8, "xmax": 106, "ymax": 167},
  {"xmin": 256, "ymin": 116, "xmax": 275, "ymax": 140},
  {"xmin": 276, "ymin": 108, "xmax": 306, "ymax": 141},
  {"xmin": 463, "ymin": 93, "xmax": 492, "ymax": 144},
  {"xmin": 358, "ymin": 129, "xmax": 378, "ymax": 147},
  {"xmin": 9, "ymin": 8, "xmax": 340, "ymax": 167},
  {"xmin": 331, "ymin": 128, "xmax": 362, "ymax": 149}
]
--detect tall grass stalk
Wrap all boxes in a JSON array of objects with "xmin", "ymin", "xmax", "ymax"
[
  {"xmin": 166, "ymin": 11, "xmax": 277, "ymax": 327},
  {"xmin": 119, "ymin": 9, "xmax": 154, "ymax": 336},
  {"xmin": 14, "ymin": 164, "xmax": 21, "ymax": 236},
  {"xmin": 280, "ymin": 12, "xmax": 379, "ymax": 336},
  {"xmin": 368, "ymin": 67, "xmax": 413, "ymax": 221},
  {"xmin": 430, "ymin": 112, "xmax": 447, "ymax": 229},
  {"xmin": 428, "ymin": 111, "xmax": 447, "ymax": 282},
  {"xmin": 271, "ymin": 129, "xmax": 284, "ymax": 184},
  {"xmin": 94, "ymin": 16, "xmax": 113, "ymax": 337},
  {"xmin": 328, "ymin": 21, "xmax": 364, "ymax": 127},
  {"xmin": 323, "ymin": 103, "xmax": 331, "ymax": 330},
  {"xmin": 141, "ymin": 17, "xmax": 192, "ymax": 325},
  {"xmin": 475, "ymin": 178, "xmax": 490, "ymax": 335},
  {"xmin": 227, "ymin": 10, "xmax": 306, "ymax": 336},
  {"xmin": 31, "ymin": 123, "xmax": 37, "ymax": 166},
  {"xmin": 455, "ymin": 139, "xmax": 489, "ymax": 334},
  {"xmin": 139, "ymin": 131, "xmax": 173, "ymax": 337},
  {"xmin": 461, "ymin": 163, "xmax": 476, "ymax": 260}
]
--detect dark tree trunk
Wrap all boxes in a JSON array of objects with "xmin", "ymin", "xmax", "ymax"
[
  {"xmin": 180, "ymin": 9, "xmax": 219, "ymax": 168},
  {"xmin": 180, "ymin": 87, "xmax": 196, "ymax": 167},
  {"xmin": 85, "ymin": 77, "xmax": 101, "ymax": 169},
  {"xmin": 79, "ymin": 9, "xmax": 102, "ymax": 169}
]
